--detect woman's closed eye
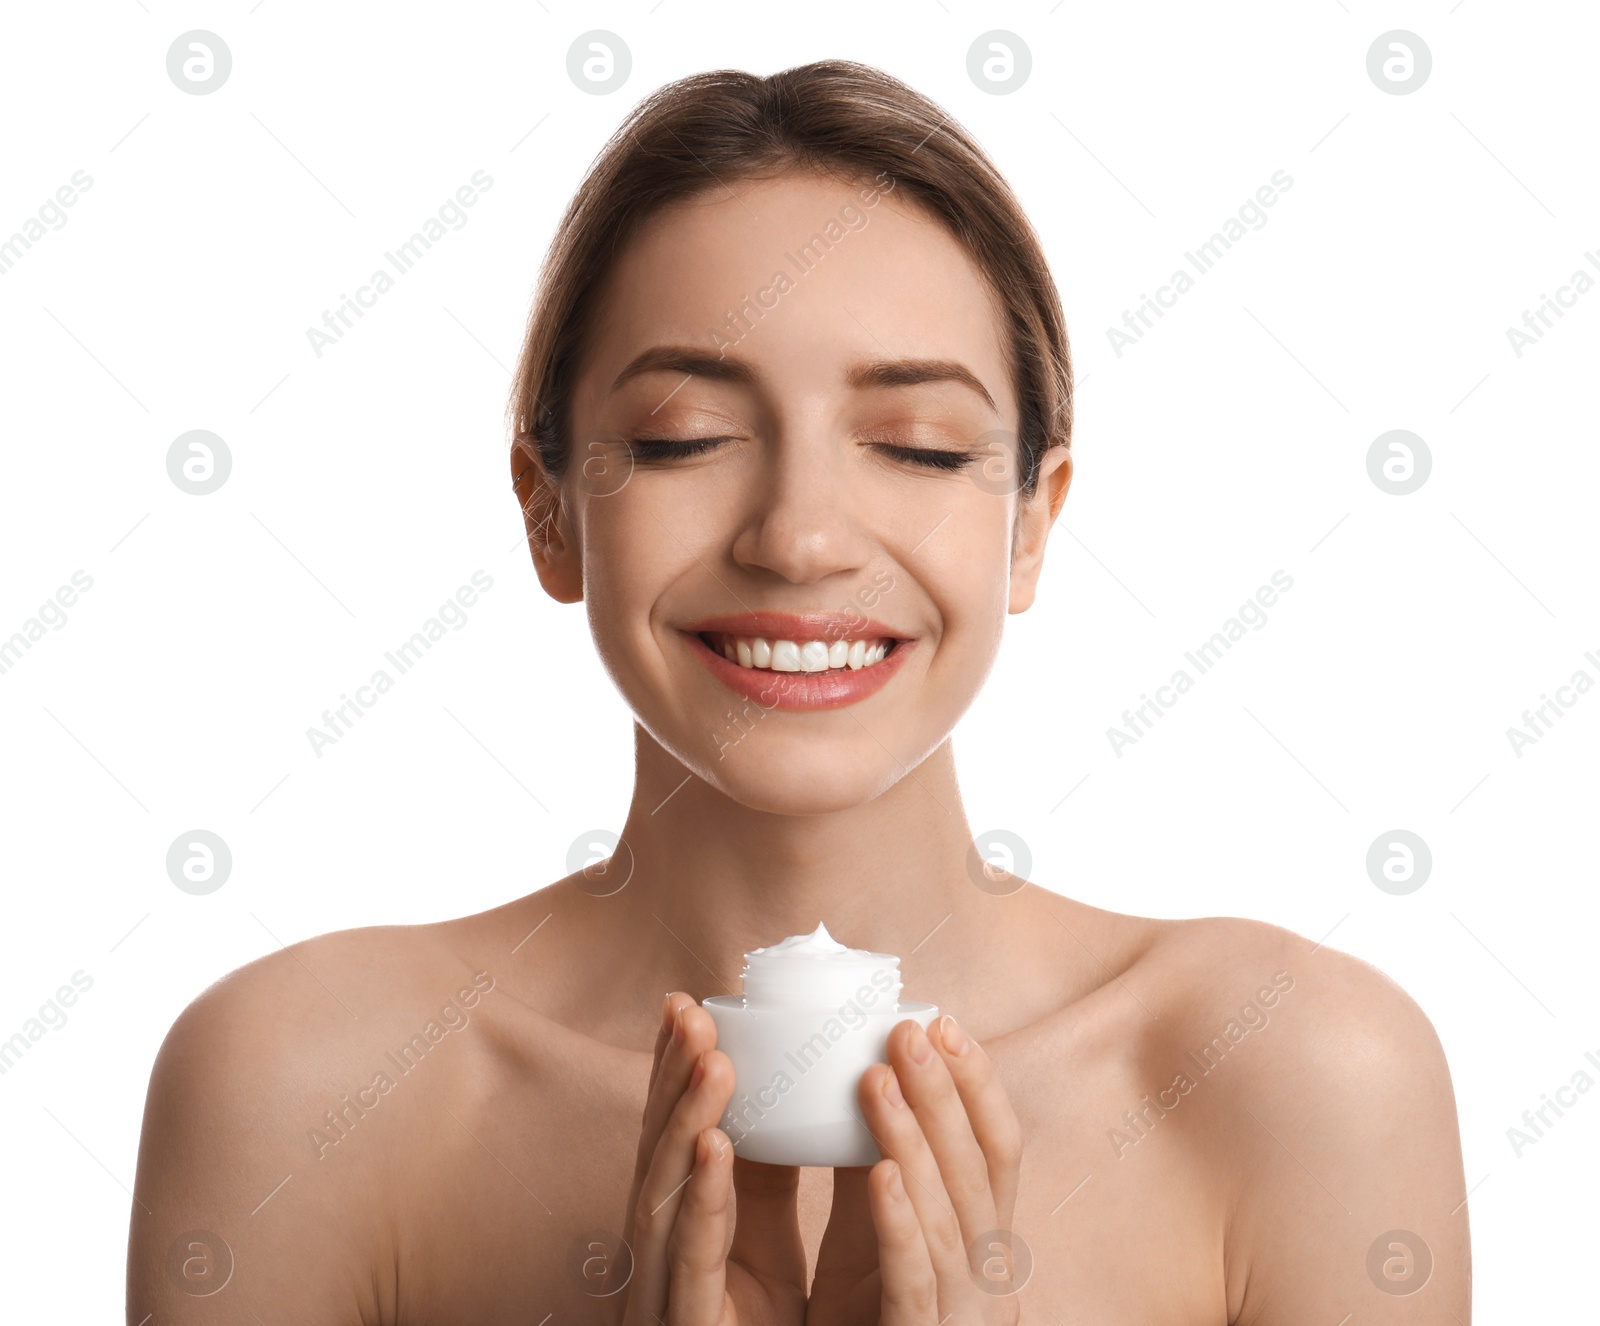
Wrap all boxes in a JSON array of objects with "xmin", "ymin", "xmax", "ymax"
[
  {"xmin": 624, "ymin": 436, "xmax": 983, "ymax": 471},
  {"xmin": 868, "ymin": 441, "xmax": 981, "ymax": 472},
  {"xmin": 626, "ymin": 436, "xmax": 733, "ymax": 462}
]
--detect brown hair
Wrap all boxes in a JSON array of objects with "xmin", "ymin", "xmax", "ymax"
[{"xmin": 507, "ymin": 58, "xmax": 1071, "ymax": 527}]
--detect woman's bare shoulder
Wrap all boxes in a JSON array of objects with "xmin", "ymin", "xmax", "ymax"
[
  {"xmin": 1118, "ymin": 912, "xmax": 1466, "ymax": 1322},
  {"xmin": 1037, "ymin": 896, "xmax": 1451, "ymax": 1111},
  {"xmin": 138, "ymin": 916, "xmax": 500, "ymax": 1177},
  {"xmin": 128, "ymin": 908, "xmax": 540, "ymax": 1316},
  {"xmin": 1132, "ymin": 910, "xmax": 1442, "ymax": 1044},
  {"xmin": 1159, "ymin": 911, "xmax": 1452, "ymax": 1095},
  {"xmin": 166, "ymin": 877, "xmax": 574, "ymax": 1032},
  {"xmin": 1053, "ymin": 896, "xmax": 1434, "ymax": 1031},
  {"xmin": 166, "ymin": 919, "xmax": 472, "ymax": 1042}
]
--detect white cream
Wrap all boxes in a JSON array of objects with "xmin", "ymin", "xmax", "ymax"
[
  {"xmin": 702, "ymin": 923, "xmax": 938, "ymax": 1166},
  {"xmin": 749, "ymin": 921, "xmax": 853, "ymax": 957},
  {"xmin": 739, "ymin": 921, "xmax": 904, "ymax": 1008}
]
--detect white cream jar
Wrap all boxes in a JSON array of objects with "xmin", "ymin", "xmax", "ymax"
[{"xmin": 702, "ymin": 922, "xmax": 939, "ymax": 1166}]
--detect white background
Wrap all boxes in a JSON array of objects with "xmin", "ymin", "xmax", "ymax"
[{"xmin": 1, "ymin": 1, "xmax": 1595, "ymax": 1318}]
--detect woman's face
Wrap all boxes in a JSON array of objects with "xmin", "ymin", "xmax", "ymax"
[{"xmin": 526, "ymin": 168, "xmax": 1070, "ymax": 814}]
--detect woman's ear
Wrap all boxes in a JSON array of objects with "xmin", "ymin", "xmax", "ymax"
[
  {"xmin": 1008, "ymin": 445, "xmax": 1073, "ymax": 614},
  {"xmin": 511, "ymin": 438, "xmax": 583, "ymax": 604}
]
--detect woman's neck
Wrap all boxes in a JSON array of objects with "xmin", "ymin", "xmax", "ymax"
[{"xmin": 596, "ymin": 721, "xmax": 989, "ymax": 1007}]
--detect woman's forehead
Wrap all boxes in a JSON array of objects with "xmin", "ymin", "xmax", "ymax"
[{"xmin": 579, "ymin": 171, "xmax": 1014, "ymax": 409}]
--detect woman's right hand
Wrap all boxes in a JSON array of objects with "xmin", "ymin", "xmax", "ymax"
[{"xmin": 618, "ymin": 992, "xmax": 808, "ymax": 1326}]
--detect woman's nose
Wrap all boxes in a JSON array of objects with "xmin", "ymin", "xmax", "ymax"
[{"xmin": 728, "ymin": 437, "xmax": 873, "ymax": 586}]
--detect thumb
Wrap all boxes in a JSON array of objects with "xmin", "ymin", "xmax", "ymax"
[
  {"xmin": 813, "ymin": 1165, "xmax": 880, "ymax": 1280},
  {"xmin": 727, "ymin": 1154, "xmax": 806, "ymax": 1289}
]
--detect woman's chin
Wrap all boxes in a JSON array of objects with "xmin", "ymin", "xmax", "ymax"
[
  {"xmin": 708, "ymin": 774, "xmax": 890, "ymax": 817},
  {"xmin": 665, "ymin": 732, "xmax": 911, "ymax": 816}
]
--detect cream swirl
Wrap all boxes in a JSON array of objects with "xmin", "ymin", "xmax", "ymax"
[{"xmin": 739, "ymin": 922, "xmax": 904, "ymax": 1008}]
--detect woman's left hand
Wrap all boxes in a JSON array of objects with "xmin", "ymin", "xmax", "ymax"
[{"xmin": 807, "ymin": 1013, "xmax": 1026, "ymax": 1324}]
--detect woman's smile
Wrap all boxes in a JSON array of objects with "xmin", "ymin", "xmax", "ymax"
[{"xmin": 679, "ymin": 610, "xmax": 917, "ymax": 711}]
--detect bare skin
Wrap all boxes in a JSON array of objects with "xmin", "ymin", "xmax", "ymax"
[{"xmin": 127, "ymin": 170, "xmax": 1471, "ymax": 1323}]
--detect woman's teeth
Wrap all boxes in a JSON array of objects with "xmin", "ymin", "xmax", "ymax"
[{"xmin": 708, "ymin": 634, "xmax": 894, "ymax": 673}]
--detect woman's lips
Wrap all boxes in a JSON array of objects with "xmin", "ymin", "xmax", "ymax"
[{"xmin": 681, "ymin": 629, "xmax": 913, "ymax": 711}]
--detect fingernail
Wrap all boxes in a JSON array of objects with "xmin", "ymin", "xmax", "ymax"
[
  {"xmin": 695, "ymin": 1130, "xmax": 710, "ymax": 1167},
  {"xmin": 690, "ymin": 1053, "xmax": 706, "ymax": 1089},
  {"xmin": 907, "ymin": 1022, "xmax": 932, "ymax": 1066},
  {"xmin": 889, "ymin": 1162, "xmax": 905, "ymax": 1198},
  {"xmin": 882, "ymin": 1067, "xmax": 905, "ymax": 1107},
  {"xmin": 939, "ymin": 1014, "xmax": 970, "ymax": 1056},
  {"xmin": 661, "ymin": 993, "xmax": 675, "ymax": 1035},
  {"xmin": 673, "ymin": 1004, "xmax": 687, "ymax": 1045}
]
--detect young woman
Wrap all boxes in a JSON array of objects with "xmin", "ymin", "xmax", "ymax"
[{"xmin": 128, "ymin": 60, "xmax": 1471, "ymax": 1324}]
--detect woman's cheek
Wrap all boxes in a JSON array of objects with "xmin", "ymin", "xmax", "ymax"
[{"xmin": 582, "ymin": 493, "xmax": 667, "ymax": 602}]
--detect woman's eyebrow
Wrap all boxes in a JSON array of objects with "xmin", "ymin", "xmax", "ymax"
[
  {"xmin": 846, "ymin": 357, "xmax": 997, "ymax": 413},
  {"xmin": 610, "ymin": 344, "xmax": 997, "ymax": 414},
  {"xmin": 610, "ymin": 345, "xmax": 755, "ymax": 394}
]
